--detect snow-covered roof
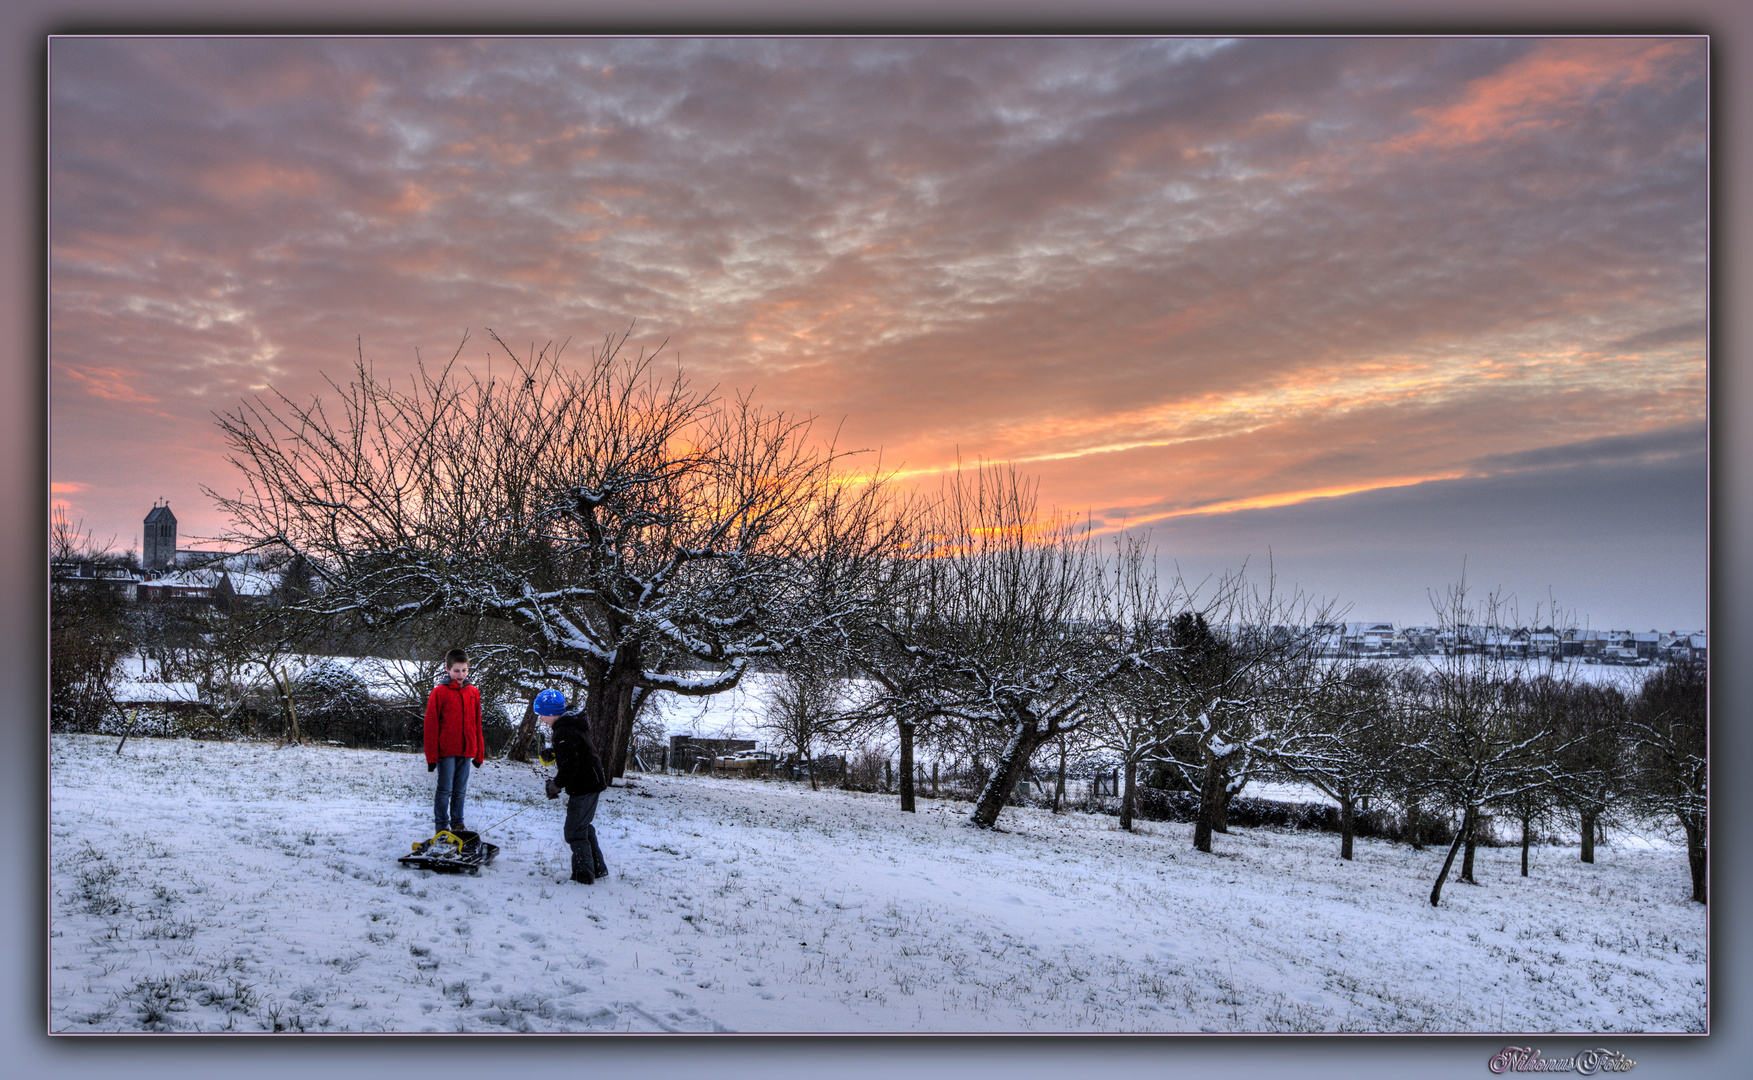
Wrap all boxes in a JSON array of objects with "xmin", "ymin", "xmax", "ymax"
[
  {"xmin": 140, "ymin": 567, "xmax": 277, "ymax": 596},
  {"xmin": 173, "ymin": 549, "xmax": 271, "ymax": 572},
  {"xmin": 223, "ymin": 570, "xmax": 277, "ymax": 596},
  {"xmin": 1342, "ymin": 622, "xmax": 1395, "ymax": 635},
  {"xmin": 139, "ymin": 571, "xmax": 213, "ymax": 590}
]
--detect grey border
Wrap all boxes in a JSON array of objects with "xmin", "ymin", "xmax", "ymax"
[{"xmin": 17, "ymin": 3, "xmax": 1747, "ymax": 1079}]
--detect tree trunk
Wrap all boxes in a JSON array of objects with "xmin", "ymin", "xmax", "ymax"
[
  {"xmin": 585, "ymin": 672, "xmax": 612, "ymax": 765},
  {"xmin": 931, "ymin": 760, "xmax": 938, "ymax": 797},
  {"xmin": 806, "ymin": 746, "xmax": 818, "ymax": 791},
  {"xmin": 606, "ymin": 675, "xmax": 639, "ymax": 779},
  {"xmin": 1459, "ymin": 807, "xmax": 1479, "ymax": 884},
  {"xmin": 1119, "ymin": 757, "xmax": 1138, "ymax": 832},
  {"xmin": 506, "ymin": 700, "xmax": 541, "ymax": 762},
  {"xmin": 1406, "ymin": 796, "xmax": 1424, "ymax": 851},
  {"xmin": 1339, "ymin": 795, "xmax": 1356, "ymax": 861},
  {"xmin": 1520, "ymin": 812, "xmax": 1532, "ymax": 877},
  {"xmin": 1580, "ymin": 807, "xmax": 1597, "ymax": 864},
  {"xmin": 898, "ymin": 722, "xmax": 916, "ymax": 813},
  {"xmin": 969, "ymin": 723, "xmax": 1046, "ymax": 828},
  {"xmin": 1683, "ymin": 816, "xmax": 1706, "ymax": 904},
  {"xmin": 1430, "ymin": 822, "xmax": 1468, "ymax": 907},
  {"xmin": 1194, "ymin": 763, "xmax": 1224, "ymax": 853},
  {"xmin": 278, "ymin": 667, "xmax": 302, "ymax": 746},
  {"xmin": 1052, "ymin": 742, "xmax": 1068, "ymax": 813},
  {"xmin": 584, "ymin": 645, "xmax": 643, "ymax": 781},
  {"xmin": 1215, "ymin": 783, "xmax": 1232, "ymax": 834}
]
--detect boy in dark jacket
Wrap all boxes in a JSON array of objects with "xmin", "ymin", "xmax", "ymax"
[
  {"xmin": 534, "ymin": 689, "xmax": 608, "ymax": 884},
  {"xmin": 424, "ymin": 649, "xmax": 486, "ymax": 836}
]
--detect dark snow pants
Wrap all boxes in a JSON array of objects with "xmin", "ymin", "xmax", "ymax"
[{"xmin": 563, "ymin": 790, "xmax": 605, "ymax": 881}]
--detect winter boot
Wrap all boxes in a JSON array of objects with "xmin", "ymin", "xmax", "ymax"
[
  {"xmin": 569, "ymin": 842, "xmax": 595, "ymax": 884},
  {"xmin": 588, "ymin": 825, "xmax": 608, "ymax": 879}
]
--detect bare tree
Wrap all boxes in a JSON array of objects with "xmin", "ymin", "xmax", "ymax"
[
  {"xmin": 833, "ymin": 653, "xmax": 946, "ymax": 812},
  {"xmin": 1414, "ymin": 582, "xmax": 1566, "ymax": 906},
  {"xmin": 858, "ymin": 465, "xmax": 1147, "ymax": 829},
  {"xmin": 1147, "ymin": 569, "xmax": 1332, "ymax": 854},
  {"xmin": 1546, "ymin": 676, "xmax": 1634, "ymax": 865},
  {"xmin": 1269, "ymin": 662, "xmax": 1399, "ymax": 861},
  {"xmin": 1627, "ymin": 659, "xmax": 1707, "ymax": 903},
  {"xmin": 210, "ymin": 329, "xmax": 899, "ymax": 777},
  {"xmin": 1085, "ymin": 533, "xmax": 1178, "ymax": 832},
  {"xmin": 156, "ymin": 603, "xmax": 302, "ymax": 737},
  {"xmin": 1493, "ymin": 674, "xmax": 1577, "ymax": 878},
  {"xmin": 49, "ymin": 508, "xmax": 130, "ymax": 733},
  {"xmin": 762, "ymin": 655, "xmax": 846, "ymax": 791}
]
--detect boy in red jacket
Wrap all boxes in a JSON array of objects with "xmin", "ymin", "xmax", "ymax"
[{"xmin": 424, "ymin": 649, "xmax": 486, "ymax": 836}]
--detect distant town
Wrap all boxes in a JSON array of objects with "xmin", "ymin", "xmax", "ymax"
[{"xmin": 52, "ymin": 501, "xmax": 1708, "ymax": 669}]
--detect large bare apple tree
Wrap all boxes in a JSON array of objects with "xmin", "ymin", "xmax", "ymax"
[{"xmin": 209, "ymin": 329, "xmax": 899, "ymax": 776}]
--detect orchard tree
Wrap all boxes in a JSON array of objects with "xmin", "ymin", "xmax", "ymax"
[
  {"xmin": 49, "ymin": 509, "xmax": 130, "ymax": 732},
  {"xmin": 1550, "ymin": 677, "xmax": 1633, "ymax": 865},
  {"xmin": 1415, "ymin": 582, "xmax": 1566, "ymax": 906},
  {"xmin": 1493, "ymin": 674, "xmax": 1575, "ymax": 878},
  {"xmin": 210, "ymin": 328, "xmax": 899, "ymax": 777},
  {"xmin": 1149, "ymin": 571, "xmax": 1331, "ymax": 854},
  {"xmin": 834, "ymin": 646, "xmax": 949, "ymax": 813},
  {"xmin": 1085, "ymin": 533, "xmax": 1177, "ymax": 833},
  {"xmin": 1270, "ymin": 661, "xmax": 1398, "ymax": 861},
  {"xmin": 1628, "ymin": 659, "xmax": 1707, "ymax": 903},
  {"xmin": 857, "ymin": 465, "xmax": 1149, "ymax": 829},
  {"xmin": 762, "ymin": 650, "xmax": 850, "ymax": 792}
]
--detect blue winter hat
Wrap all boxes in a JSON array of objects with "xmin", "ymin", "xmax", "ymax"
[{"xmin": 533, "ymin": 688, "xmax": 567, "ymax": 716}]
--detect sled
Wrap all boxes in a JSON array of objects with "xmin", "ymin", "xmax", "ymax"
[{"xmin": 398, "ymin": 829, "xmax": 499, "ymax": 873}]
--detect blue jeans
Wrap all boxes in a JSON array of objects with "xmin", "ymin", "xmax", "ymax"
[
  {"xmin": 563, "ymin": 790, "xmax": 602, "ymax": 879},
  {"xmin": 433, "ymin": 756, "xmax": 472, "ymax": 832}
]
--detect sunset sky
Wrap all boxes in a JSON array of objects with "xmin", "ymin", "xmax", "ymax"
[{"xmin": 48, "ymin": 36, "xmax": 1707, "ymax": 629}]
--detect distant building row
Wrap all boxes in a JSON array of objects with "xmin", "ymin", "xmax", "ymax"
[
  {"xmin": 52, "ymin": 502, "xmax": 280, "ymax": 606},
  {"xmin": 1317, "ymin": 621, "xmax": 1705, "ymax": 664}
]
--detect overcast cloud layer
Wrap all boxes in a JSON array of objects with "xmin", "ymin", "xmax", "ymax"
[{"xmin": 49, "ymin": 37, "xmax": 1707, "ymax": 628}]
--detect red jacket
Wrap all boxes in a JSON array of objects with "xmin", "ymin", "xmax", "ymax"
[{"xmin": 424, "ymin": 678, "xmax": 485, "ymax": 765}]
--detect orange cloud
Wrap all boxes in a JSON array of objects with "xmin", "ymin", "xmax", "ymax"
[
  {"xmin": 391, "ymin": 182, "xmax": 439, "ymax": 214},
  {"xmin": 200, "ymin": 159, "xmax": 327, "ymax": 201},
  {"xmin": 1390, "ymin": 38, "xmax": 1696, "ymax": 153},
  {"xmin": 59, "ymin": 365, "xmax": 158, "ymax": 403},
  {"xmin": 1095, "ymin": 472, "xmax": 1472, "ymax": 532}
]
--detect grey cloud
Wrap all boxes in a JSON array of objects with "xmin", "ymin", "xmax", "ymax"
[
  {"xmin": 1126, "ymin": 449, "xmax": 1706, "ymax": 629},
  {"xmin": 1606, "ymin": 319, "xmax": 1707, "ymax": 354},
  {"xmin": 1465, "ymin": 422, "xmax": 1707, "ymax": 475}
]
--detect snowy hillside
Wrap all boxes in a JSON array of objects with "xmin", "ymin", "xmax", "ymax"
[{"xmin": 49, "ymin": 734, "xmax": 1704, "ymax": 1033}]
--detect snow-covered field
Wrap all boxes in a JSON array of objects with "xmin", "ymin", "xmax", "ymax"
[{"xmin": 49, "ymin": 733, "xmax": 1704, "ymax": 1034}]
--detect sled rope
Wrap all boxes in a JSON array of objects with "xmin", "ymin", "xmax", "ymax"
[{"xmin": 475, "ymin": 801, "xmax": 538, "ymax": 837}]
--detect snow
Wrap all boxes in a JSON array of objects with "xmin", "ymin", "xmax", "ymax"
[
  {"xmin": 111, "ymin": 682, "xmax": 203, "ymax": 705},
  {"xmin": 50, "ymin": 733, "xmax": 1704, "ymax": 1033},
  {"xmin": 119, "ymin": 654, "xmax": 435, "ymax": 704}
]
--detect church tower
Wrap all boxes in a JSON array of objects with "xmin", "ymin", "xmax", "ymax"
[{"xmin": 143, "ymin": 500, "xmax": 177, "ymax": 571}]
